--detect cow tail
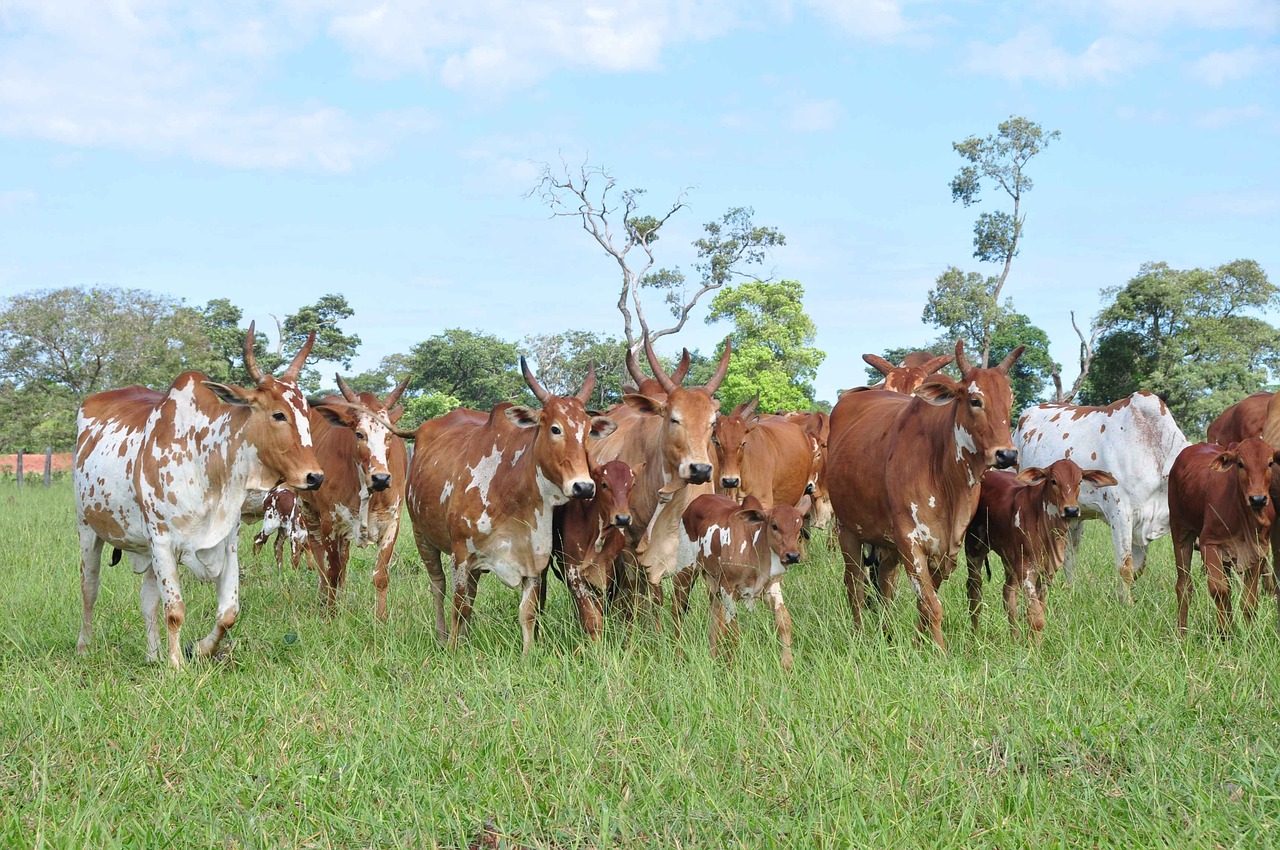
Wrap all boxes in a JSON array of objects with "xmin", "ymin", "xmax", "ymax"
[
  {"xmin": 984, "ymin": 556, "xmax": 991, "ymax": 582},
  {"xmin": 110, "ymin": 547, "xmax": 123, "ymax": 567}
]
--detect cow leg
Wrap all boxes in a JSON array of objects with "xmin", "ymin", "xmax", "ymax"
[
  {"xmin": 765, "ymin": 583, "xmax": 794, "ymax": 672},
  {"xmin": 837, "ymin": 525, "xmax": 866, "ymax": 629},
  {"xmin": 965, "ymin": 546, "xmax": 985, "ymax": 633},
  {"xmin": 371, "ymin": 524, "xmax": 398, "ymax": 622},
  {"xmin": 76, "ymin": 528, "xmax": 105, "ymax": 654},
  {"xmin": 414, "ymin": 531, "xmax": 449, "ymax": 643},
  {"xmin": 906, "ymin": 548, "xmax": 946, "ymax": 650},
  {"xmin": 1132, "ymin": 538, "xmax": 1151, "ymax": 581},
  {"xmin": 707, "ymin": 585, "xmax": 727, "ymax": 660},
  {"xmin": 273, "ymin": 528, "xmax": 287, "ymax": 568},
  {"xmin": 1174, "ymin": 534, "xmax": 1195, "ymax": 637},
  {"xmin": 447, "ymin": 551, "xmax": 479, "ymax": 647},
  {"xmin": 1107, "ymin": 509, "xmax": 1136, "ymax": 604},
  {"xmin": 1002, "ymin": 567, "xmax": 1020, "ymax": 639},
  {"xmin": 1061, "ymin": 520, "xmax": 1084, "ymax": 585},
  {"xmin": 708, "ymin": 587, "xmax": 738, "ymax": 663},
  {"xmin": 564, "ymin": 563, "xmax": 605, "ymax": 639},
  {"xmin": 138, "ymin": 562, "xmax": 161, "ymax": 663},
  {"xmin": 1242, "ymin": 557, "xmax": 1261, "ymax": 624},
  {"xmin": 194, "ymin": 548, "xmax": 239, "ymax": 659},
  {"xmin": 1204, "ymin": 547, "xmax": 1233, "ymax": 639},
  {"xmin": 151, "ymin": 548, "xmax": 186, "ymax": 668},
  {"xmin": 317, "ymin": 539, "xmax": 349, "ymax": 611},
  {"xmin": 519, "ymin": 574, "xmax": 542, "ymax": 655}
]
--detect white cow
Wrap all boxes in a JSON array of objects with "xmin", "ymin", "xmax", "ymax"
[{"xmin": 1015, "ymin": 391, "xmax": 1190, "ymax": 602}]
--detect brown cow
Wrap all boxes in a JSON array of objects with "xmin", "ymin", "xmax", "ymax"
[
  {"xmin": 712, "ymin": 398, "xmax": 814, "ymax": 510},
  {"xmin": 405, "ymin": 361, "xmax": 616, "ymax": 652},
  {"xmin": 965, "ymin": 460, "xmax": 1117, "ymax": 639},
  {"xmin": 677, "ymin": 493, "xmax": 810, "ymax": 669},
  {"xmin": 782, "ymin": 410, "xmax": 833, "ymax": 528},
  {"xmin": 1207, "ymin": 392, "xmax": 1272, "ymax": 445},
  {"xmin": 1169, "ymin": 438, "xmax": 1280, "ymax": 637},
  {"xmin": 826, "ymin": 339, "xmax": 1024, "ymax": 649},
  {"xmin": 297, "ymin": 374, "xmax": 410, "ymax": 620},
  {"xmin": 74, "ymin": 324, "xmax": 323, "ymax": 667},
  {"xmin": 543, "ymin": 459, "xmax": 638, "ymax": 637},
  {"xmin": 253, "ymin": 486, "xmax": 307, "ymax": 569},
  {"xmin": 862, "ymin": 350, "xmax": 956, "ymax": 394}
]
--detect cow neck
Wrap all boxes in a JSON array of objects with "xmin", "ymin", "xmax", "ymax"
[
  {"xmin": 914, "ymin": 395, "xmax": 988, "ymax": 497},
  {"xmin": 491, "ymin": 423, "xmax": 551, "ymax": 516},
  {"xmin": 1020, "ymin": 481, "xmax": 1061, "ymax": 561},
  {"xmin": 306, "ymin": 412, "xmax": 362, "ymax": 511}
]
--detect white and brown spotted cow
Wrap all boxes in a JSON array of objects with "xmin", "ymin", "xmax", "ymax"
[
  {"xmin": 74, "ymin": 325, "xmax": 323, "ymax": 667},
  {"xmin": 253, "ymin": 486, "xmax": 308, "ymax": 569}
]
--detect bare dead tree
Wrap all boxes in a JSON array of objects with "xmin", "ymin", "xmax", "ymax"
[{"xmin": 1051, "ymin": 311, "xmax": 1104, "ymax": 403}]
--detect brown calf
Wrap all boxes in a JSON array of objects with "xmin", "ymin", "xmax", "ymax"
[
  {"xmin": 253, "ymin": 486, "xmax": 307, "ymax": 569},
  {"xmin": 1169, "ymin": 438, "xmax": 1280, "ymax": 637},
  {"xmin": 712, "ymin": 398, "xmax": 814, "ymax": 510},
  {"xmin": 965, "ymin": 460, "xmax": 1117, "ymax": 639}
]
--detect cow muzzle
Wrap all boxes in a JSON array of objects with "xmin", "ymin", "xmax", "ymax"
[
  {"xmin": 370, "ymin": 473, "xmax": 392, "ymax": 492},
  {"xmin": 613, "ymin": 513, "xmax": 631, "ymax": 528},
  {"xmin": 1063, "ymin": 506, "xmax": 1080, "ymax": 519},
  {"xmin": 784, "ymin": 552, "xmax": 801, "ymax": 565},
  {"xmin": 720, "ymin": 476, "xmax": 741, "ymax": 489},
  {"xmin": 570, "ymin": 480, "xmax": 596, "ymax": 500},
  {"xmin": 1249, "ymin": 494, "xmax": 1269, "ymax": 509},
  {"xmin": 303, "ymin": 472, "xmax": 325, "ymax": 490},
  {"xmin": 687, "ymin": 463, "xmax": 713, "ymax": 484},
  {"xmin": 994, "ymin": 449, "xmax": 1018, "ymax": 469}
]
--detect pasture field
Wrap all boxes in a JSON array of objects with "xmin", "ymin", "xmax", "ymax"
[{"xmin": 2, "ymin": 481, "xmax": 1279, "ymax": 848}]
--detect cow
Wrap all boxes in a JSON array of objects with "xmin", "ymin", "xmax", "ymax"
[
  {"xmin": 74, "ymin": 325, "xmax": 323, "ymax": 667},
  {"xmin": 677, "ymin": 493, "xmax": 810, "ymax": 669},
  {"xmin": 965, "ymin": 460, "xmax": 1118, "ymax": 639},
  {"xmin": 711, "ymin": 397, "xmax": 814, "ymax": 510},
  {"xmin": 590, "ymin": 338, "xmax": 732, "ymax": 607},
  {"xmin": 862, "ymin": 350, "xmax": 956, "ymax": 394},
  {"xmin": 297, "ymin": 374, "xmax": 410, "ymax": 620},
  {"xmin": 1169, "ymin": 438, "xmax": 1280, "ymax": 637},
  {"xmin": 781, "ymin": 410, "xmax": 833, "ymax": 529},
  {"xmin": 1207, "ymin": 392, "xmax": 1272, "ymax": 446},
  {"xmin": 542, "ymin": 459, "xmax": 638, "ymax": 638},
  {"xmin": 1014, "ymin": 392, "xmax": 1191, "ymax": 603},
  {"xmin": 253, "ymin": 486, "xmax": 308, "ymax": 569},
  {"xmin": 404, "ymin": 360, "xmax": 616, "ymax": 652},
  {"xmin": 826, "ymin": 340, "xmax": 1024, "ymax": 649}
]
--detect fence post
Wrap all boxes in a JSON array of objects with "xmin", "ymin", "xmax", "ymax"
[
  {"xmin": 45, "ymin": 447, "xmax": 53, "ymax": 488},
  {"xmin": 16, "ymin": 450, "xmax": 23, "ymax": 487}
]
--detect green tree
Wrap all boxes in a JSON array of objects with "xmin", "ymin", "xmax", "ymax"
[
  {"xmin": 522, "ymin": 330, "xmax": 627, "ymax": 410},
  {"xmin": 1081, "ymin": 260, "xmax": 1280, "ymax": 437},
  {"xmin": 343, "ymin": 354, "xmax": 414, "ymax": 396},
  {"xmin": 407, "ymin": 329, "xmax": 530, "ymax": 410},
  {"xmin": 400, "ymin": 392, "xmax": 463, "ymax": 430},
  {"xmin": 704, "ymin": 279, "xmax": 824, "ymax": 412}
]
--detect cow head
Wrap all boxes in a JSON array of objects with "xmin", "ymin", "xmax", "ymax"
[
  {"xmin": 311, "ymin": 373, "xmax": 410, "ymax": 493},
  {"xmin": 203, "ymin": 322, "xmax": 325, "ymax": 491},
  {"xmin": 739, "ymin": 494, "xmax": 810, "ymax": 567},
  {"xmin": 620, "ymin": 337, "xmax": 732, "ymax": 486},
  {"xmin": 1211, "ymin": 437, "xmax": 1280, "ymax": 513},
  {"xmin": 592, "ymin": 459, "xmax": 637, "ymax": 528},
  {"xmin": 712, "ymin": 396, "xmax": 759, "ymax": 491},
  {"xmin": 510, "ymin": 357, "xmax": 617, "ymax": 504},
  {"xmin": 863, "ymin": 351, "xmax": 956, "ymax": 394},
  {"xmin": 1016, "ymin": 459, "xmax": 1117, "ymax": 519},
  {"xmin": 913, "ymin": 339, "xmax": 1025, "ymax": 471}
]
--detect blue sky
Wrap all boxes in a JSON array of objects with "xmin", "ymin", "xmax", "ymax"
[{"xmin": 1, "ymin": 0, "xmax": 1277, "ymax": 402}]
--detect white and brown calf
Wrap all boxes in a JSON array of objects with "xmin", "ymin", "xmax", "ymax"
[{"xmin": 253, "ymin": 486, "xmax": 308, "ymax": 569}]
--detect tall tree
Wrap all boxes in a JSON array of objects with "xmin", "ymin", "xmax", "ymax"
[
  {"xmin": 704, "ymin": 279, "xmax": 825, "ymax": 412},
  {"xmin": 407, "ymin": 328, "xmax": 530, "ymax": 410},
  {"xmin": 530, "ymin": 160, "xmax": 784, "ymax": 351},
  {"xmin": 1081, "ymin": 260, "xmax": 1280, "ymax": 437}
]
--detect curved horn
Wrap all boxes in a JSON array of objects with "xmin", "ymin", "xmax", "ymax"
[
  {"xmin": 862, "ymin": 353, "xmax": 895, "ymax": 377},
  {"xmin": 643, "ymin": 337, "xmax": 677, "ymax": 394},
  {"xmin": 625, "ymin": 346, "xmax": 649, "ymax": 385},
  {"xmin": 520, "ymin": 355, "xmax": 551, "ymax": 403},
  {"xmin": 670, "ymin": 349, "xmax": 691, "ymax": 386},
  {"xmin": 243, "ymin": 321, "xmax": 265, "ymax": 384},
  {"xmin": 954, "ymin": 339, "xmax": 972, "ymax": 374},
  {"xmin": 282, "ymin": 330, "xmax": 317, "ymax": 383},
  {"xmin": 335, "ymin": 373, "xmax": 360, "ymax": 404},
  {"xmin": 383, "ymin": 374, "xmax": 411, "ymax": 410},
  {"xmin": 576, "ymin": 363, "xmax": 597, "ymax": 404},
  {"xmin": 996, "ymin": 345, "xmax": 1026, "ymax": 374},
  {"xmin": 920, "ymin": 353, "xmax": 955, "ymax": 377},
  {"xmin": 705, "ymin": 338, "xmax": 733, "ymax": 393}
]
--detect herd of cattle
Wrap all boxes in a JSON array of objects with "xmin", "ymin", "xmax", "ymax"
[{"xmin": 70, "ymin": 325, "xmax": 1280, "ymax": 668}]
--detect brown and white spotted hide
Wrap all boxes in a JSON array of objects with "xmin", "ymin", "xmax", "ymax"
[
  {"xmin": 826, "ymin": 339, "xmax": 1024, "ymax": 649},
  {"xmin": 862, "ymin": 350, "xmax": 956, "ymax": 394},
  {"xmin": 253, "ymin": 486, "xmax": 308, "ymax": 569},
  {"xmin": 677, "ymin": 493, "xmax": 809, "ymax": 670},
  {"xmin": 1169, "ymin": 438, "xmax": 1280, "ymax": 638},
  {"xmin": 545, "ymin": 459, "xmax": 638, "ymax": 638},
  {"xmin": 965, "ymin": 460, "xmax": 1117, "ymax": 639},
  {"xmin": 406, "ymin": 361, "xmax": 616, "ymax": 653},
  {"xmin": 74, "ymin": 324, "xmax": 322, "ymax": 667}
]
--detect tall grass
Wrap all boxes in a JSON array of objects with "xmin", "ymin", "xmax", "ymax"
[{"xmin": 1, "ymin": 481, "xmax": 1278, "ymax": 848}]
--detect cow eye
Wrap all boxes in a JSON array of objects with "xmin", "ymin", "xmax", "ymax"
[
  {"xmin": 550, "ymin": 425, "xmax": 563, "ymax": 436},
  {"xmin": 970, "ymin": 398, "xmax": 983, "ymax": 408},
  {"xmin": 670, "ymin": 417, "xmax": 681, "ymax": 425},
  {"xmin": 740, "ymin": 441, "xmax": 747, "ymax": 449},
  {"xmin": 711, "ymin": 436, "xmax": 720, "ymax": 446},
  {"xmin": 356, "ymin": 432, "xmax": 367, "ymax": 441},
  {"xmin": 1239, "ymin": 461, "xmax": 1245, "ymax": 469},
  {"xmin": 771, "ymin": 522, "xmax": 778, "ymax": 530},
  {"xmin": 272, "ymin": 412, "xmax": 288, "ymax": 422}
]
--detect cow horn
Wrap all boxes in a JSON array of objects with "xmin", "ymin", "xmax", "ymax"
[
  {"xmin": 282, "ymin": 330, "xmax": 317, "ymax": 382},
  {"xmin": 243, "ymin": 321, "xmax": 265, "ymax": 384},
  {"xmin": 920, "ymin": 353, "xmax": 955, "ymax": 377},
  {"xmin": 954, "ymin": 339, "xmax": 971, "ymax": 374},
  {"xmin": 705, "ymin": 338, "xmax": 733, "ymax": 393},
  {"xmin": 576, "ymin": 363, "xmax": 597, "ymax": 405},
  {"xmin": 996, "ymin": 345, "xmax": 1027, "ymax": 374},
  {"xmin": 335, "ymin": 373, "xmax": 360, "ymax": 404},
  {"xmin": 384, "ymin": 374, "xmax": 411, "ymax": 409},
  {"xmin": 671, "ymin": 349, "xmax": 691, "ymax": 386},
  {"xmin": 644, "ymin": 337, "xmax": 677, "ymax": 395},
  {"xmin": 520, "ymin": 356, "xmax": 551, "ymax": 403},
  {"xmin": 862, "ymin": 353, "xmax": 895, "ymax": 377},
  {"xmin": 625, "ymin": 346, "xmax": 650, "ymax": 385}
]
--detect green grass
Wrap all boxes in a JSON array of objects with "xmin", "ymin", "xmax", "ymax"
[{"xmin": 2, "ymin": 481, "xmax": 1279, "ymax": 848}]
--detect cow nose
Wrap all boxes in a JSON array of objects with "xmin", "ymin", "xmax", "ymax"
[
  {"xmin": 571, "ymin": 480, "xmax": 596, "ymax": 500},
  {"xmin": 1063, "ymin": 506, "xmax": 1080, "ymax": 519},
  {"xmin": 614, "ymin": 514, "xmax": 631, "ymax": 528},
  {"xmin": 784, "ymin": 552, "xmax": 800, "ymax": 565},
  {"xmin": 994, "ymin": 449, "xmax": 1018, "ymax": 469},
  {"xmin": 370, "ymin": 473, "xmax": 392, "ymax": 491},
  {"xmin": 689, "ymin": 464, "xmax": 712, "ymax": 483},
  {"xmin": 304, "ymin": 472, "xmax": 324, "ymax": 490},
  {"xmin": 721, "ymin": 476, "xmax": 741, "ymax": 489},
  {"xmin": 1250, "ymin": 494, "xmax": 1268, "ymax": 509}
]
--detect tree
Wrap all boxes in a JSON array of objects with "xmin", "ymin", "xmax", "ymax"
[
  {"xmin": 1081, "ymin": 260, "xmax": 1280, "ymax": 437},
  {"xmin": 407, "ymin": 329, "xmax": 530, "ymax": 410},
  {"xmin": 704, "ymin": 279, "xmax": 825, "ymax": 412},
  {"xmin": 522, "ymin": 330, "xmax": 627, "ymax": 410},
  {"xmin": 530, "ymin": 160, "xmax": 785, "ymax": 351},
  {"xmin": 344, "ymin": 353, "xmax": 414, "ymax": 396},
  {"xmin": 940, "ymin": 116, "xmax": 1060, "ymax": 367}
]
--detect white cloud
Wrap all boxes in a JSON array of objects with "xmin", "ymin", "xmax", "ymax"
[
  {"xmin": 1189, "ymin": 45, "xmax": 1280, "ymax": 87},
  {"xmin": 0, "ymin": 189, "xmax": 37, "ymax": 212},
  {"xmin": 798, "ymin": 0, "xmax": 929, "ymax": 43},
  {"xmin": 1195, "ymin": 104, "xmax": 1267, "ymax": 129},
  {"xmin": 1060, "ymin": 0, "xmax": 1280, "ymax": 32},
  {"xmin": 964, "ymin": 27, "xmax": 1158, "ymax": 85}
]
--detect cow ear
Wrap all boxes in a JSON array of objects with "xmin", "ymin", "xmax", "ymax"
[
  {"xmin": 621, "ymin": 394, "xmax": 665, "ymax": 416},
  {"xmin": 314, "ymin": 403, "xmax": 357, "ymax": 428},
  {"xmin": 203, "ymin": 382, "xmax": 254, "ymax": 407},
  {"xmin": 800, "ymin": 527, "xmax": 811, "ymax": 541},
  {"xmin": 1210, "ymin": 451, "xmax": 1239, "ymax": 472},
  {"xmin": 387, "ymin": 405, "xmax": 405, "ymax": 424},
  {"xmin": 737, "ymin": 508, "xmax": 768, "ymax": 524},
  {"xmin": 589, "ymin": 416, "xmax": 617, "ymax": 440},
  {"xmin": 505, "ymin": 405, "xmax": 540, "ymax": 429},
  {"xmin": 914, "ymin": 379, "xmax": 959, "ymax": 405},
  {"xmin": 1015, "ymin": 467, "xmax": 1047, "ymax": 484},
  {"xmin": 795, "ymin": 493, "xmax": 813, "ymax": 516},
  {"xmin": 1082, "ymin": 469, "xmax": 1119, "ymax": 487},
  {"xmin": 1272, "ymin": 451, "xmax": 1280, "ymax": 468},
  {"xmin": 741, "ymin": 495, "xmax": 766, "ymax": 514}
]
